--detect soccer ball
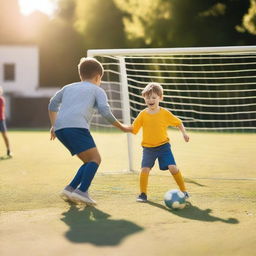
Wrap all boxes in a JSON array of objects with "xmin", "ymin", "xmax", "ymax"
[{"xmin": 164, "ymin": 189, "xmax": 186, "ymax": 210}]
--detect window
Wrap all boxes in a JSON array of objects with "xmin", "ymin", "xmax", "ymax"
[{"xmin": 4, "ymin": 63, "xmax": 15, "ymax": 81}]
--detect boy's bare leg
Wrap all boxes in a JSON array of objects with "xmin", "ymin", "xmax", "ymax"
[
  {"xmin": 77, "ymin": 147, "xmax": 101, "ymax": 165},
  {"xmin": 1, "ymin": 132, "xmax": 11, "ymax": 155}
]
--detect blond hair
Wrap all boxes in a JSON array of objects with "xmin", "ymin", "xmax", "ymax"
[
  {"xmin": 78, "ymin": 57, "xmax": 104, "ymax": 80},
  {"xmin": 142, "ymin": 82, "xmax": 163, "ymax": 97}
]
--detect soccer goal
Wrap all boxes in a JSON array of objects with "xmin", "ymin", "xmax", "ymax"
[{"xmin": 87, "ymin": 46, "xmax": 256, "ymax": 171}]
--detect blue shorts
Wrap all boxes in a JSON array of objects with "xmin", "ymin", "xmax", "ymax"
[
  {"xmin": 141, "ymin": 143, "xmax": 176, "ymax": 170},
  {"xmin": 0, "ymin": 120, "xmax": 7, "ymax": 132},
  {"xmin": 55, "ymin": 128, "xmax": 96, "ymax": 156}
]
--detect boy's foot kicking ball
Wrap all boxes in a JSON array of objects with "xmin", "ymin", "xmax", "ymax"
[
  {"xmin": 71, "ymin": 189, "xmax": 97, "ymax": 205},
  {"xmin": 136, "ymin": 193, "xmax": 147, "ymax": 202},
  {"xmin": 183, "ymin": 191, "xmax": 190, "ymax": 201}
]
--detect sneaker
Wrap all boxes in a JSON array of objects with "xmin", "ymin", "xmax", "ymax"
[
  {"xmin": 183, "ymin": 191, "xmax": 190, "ymax": 201},
  {"xmin": 71, "ymin": 189, "xmax": 97, "ymax": 205},
  {"xmin": 60, "ymin": 185, "xmax": 75, "ymax": 201},
  {"xmin": 136, "ymin": 193, "xmax": 147, "ymax": 202}
]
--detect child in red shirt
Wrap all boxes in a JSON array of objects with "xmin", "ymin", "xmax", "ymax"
[{"xmin": 0, "ymin": 87, "xmax": 12, "ymax": 157}]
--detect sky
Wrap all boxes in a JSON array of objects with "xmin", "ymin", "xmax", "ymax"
[{"xmin": 18, "ymin": 0, "xmax": 56, "ymax": 16}]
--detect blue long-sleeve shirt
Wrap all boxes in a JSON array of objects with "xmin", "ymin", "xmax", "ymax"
[{"xmin": 48, "ymin": 81, "xmax": 117, "ymax": 131}]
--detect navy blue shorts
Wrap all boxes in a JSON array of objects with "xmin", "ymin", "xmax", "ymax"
[
  {"xmin": 141, "ymin": 143, "xmax": 176, "ymax": 170},
  {"xmin": 0, "ymin": 120, "xmax": 7, "ymax": 132},
  {"xmin": 55, "ymin": 128, "xmax": 96, "ymax": 156}
]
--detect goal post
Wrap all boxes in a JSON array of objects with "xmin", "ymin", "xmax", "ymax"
[
  {"xmin": 87, "ymin": 46, "xmax": 256, "ymax": 171},
  {"xmin": 118, "ymin": 56, "xmax": 134, "ymax": 171}
]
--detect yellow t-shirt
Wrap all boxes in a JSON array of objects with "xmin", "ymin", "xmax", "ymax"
[{"xmin": 132, "ymin": 107, "xmax": 182, "ymax": 147}]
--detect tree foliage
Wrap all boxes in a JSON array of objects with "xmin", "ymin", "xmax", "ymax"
[
  {"xmin": 0, "ymin": 0, "xmax": 255, "ymax": 86},
  {"xmin": 0, "ymin": 0, "xmax": 25, "ymax": 44},
  {"xmin": 73, "ymin": 0, "xmax": 126, "ymax": 48},
  {"xmin": 242, "ymin": 0, "xmax": 256, "ymax": 35},
  {"xmin": 115, "ymin": 0, "xmax": 255, "ymax": 47}
]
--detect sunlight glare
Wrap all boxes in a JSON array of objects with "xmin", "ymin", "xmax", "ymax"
[{"xmin": 19, "ymin": 0, "xmax": 56, "ymax": 16}]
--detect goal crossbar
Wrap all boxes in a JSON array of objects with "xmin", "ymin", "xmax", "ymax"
[{"xmin": 88, "ymin": 46, "xmax": 256, "ymax": 57}]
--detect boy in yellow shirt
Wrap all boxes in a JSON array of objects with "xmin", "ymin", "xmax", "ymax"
[{"xmin": 132, "ymin": 82, "xmax": 190, "ymax": 202}]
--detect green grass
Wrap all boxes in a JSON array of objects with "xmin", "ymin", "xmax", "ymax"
[{"xmin": 0, "ymin": 130, "xmax": 256, "ymax": 256}]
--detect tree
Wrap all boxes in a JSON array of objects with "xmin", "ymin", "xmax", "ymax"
[
  {"xmin": 0, "ymin": 0, "xmax": 24, "ymax": 44},
  {"xmin": 39, "ymin": 0, "xmax": 85, "ymax": 86},
  {"xmin": 38, "ymin": 0, "xmax": 127, "ymax": 86},
  {"xmin": 73, "ymin": 0, "xmax": 126, "ymax": 49},
  {"xmin": 115, "ymin": 0, "xmax": 255, "ymax": 47},
  {"xmin": 242, "ymin": 0, "xmax": 256, "ymax": 35}
]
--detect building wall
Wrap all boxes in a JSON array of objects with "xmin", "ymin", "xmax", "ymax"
[
  {"xmin": 9, "ymin": 97, "xmax": 50, "ymax": 128},
  {"xmin": 0, "ymin": 45, "xmax": 39, "ymax": 96},
  {"xmin": 0, "ymin": 45, "xmax": 60, "ymax": 126}
]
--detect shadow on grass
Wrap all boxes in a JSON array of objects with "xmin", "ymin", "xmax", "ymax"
[
  {"xmin": 147, "ymin": 201, "xmax": 239, "ymax": 224},
  {"xmin": 61, "ymin": 203, "xmax": 144, "ymax": 245},
  {"xmin": 0, "ymin": 155, "xmax": 12, "ymax": 161},
  {"xmin": 184, "ymin": 177, "xmax": 206, "ymax": 187}
]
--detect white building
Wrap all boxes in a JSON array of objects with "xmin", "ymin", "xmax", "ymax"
[
  {"xmin": 0, "ymin": 45, "xmax": 39, "ymax": 96},
  {"xmin": 0, "ymin": 45, "xmax": 58, "ymax": 125}
]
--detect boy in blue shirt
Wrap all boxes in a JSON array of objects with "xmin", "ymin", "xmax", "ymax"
[{"xmin": 48, "ymin": 57, "xmax": 130, "ymax": 205}]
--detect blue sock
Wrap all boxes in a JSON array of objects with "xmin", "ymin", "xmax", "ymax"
[
  {"xmin": 69, "ymin": 163, "xmax": 87, "ymax": 189},
  {"xmin": 78, "ymin": 162, "xmax": 99, "ymax": 192}
]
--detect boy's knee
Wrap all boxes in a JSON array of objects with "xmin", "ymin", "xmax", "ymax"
[
  {"xmin": 141, "ymin": 167, "xmax": 150, "ymax": 174},
  {"xmin": 97, "ymin": 156, "xmax": 102, "ymax": 165},
  {"xmin": 92, "ymin": 155, "xmax": 101, "ymax": 165},
  {"xmin": 169, "ymin": 165, "xmax": 179, "ymax": 174}
]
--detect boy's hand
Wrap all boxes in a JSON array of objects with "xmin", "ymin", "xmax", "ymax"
[
  {"xmin": 177, "ymin": 123, "xmax": 189, "ymax": 142},
  {"xmin": 112, "ymin": 121, "xmax": 133, "ymax": 133},
  {"xmin": 183, "ymin": 133, "xmax": 189, "ymax": 142},
  {"xmin": 121, "ymin": 125, "xmax": 133, "ymax": 133},
  {"xmin": 50, "ymin": 127, "xmax": 56, "ymax": 140}
]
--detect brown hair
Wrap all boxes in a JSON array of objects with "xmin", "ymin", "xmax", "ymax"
[
  {"xmin": 78, "ymin": 57, "xmax": 104, "ymax": 80},
  {"xmin": 142, "ymin": 82, "xmax": 163, "ymax": 97}
]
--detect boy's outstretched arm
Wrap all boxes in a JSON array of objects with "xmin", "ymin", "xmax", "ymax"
[
  {"xmin": 112, "ymin": 120, "xmax": 133, "ymax": 132},
  {"xmin": 177, "ymin": 123, "xmax": 189, "ymax": 142},
  {"xmin": 48, "ymin": 110, "xmax": 57, "ymax": 140}
]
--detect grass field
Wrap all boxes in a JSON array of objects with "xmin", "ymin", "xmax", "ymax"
[{"xmin": 0, "ymin": 130, "xmax": 256, "ymax": 256}]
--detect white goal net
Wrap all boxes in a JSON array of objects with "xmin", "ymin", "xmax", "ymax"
[
  {"xmin": 88, "ymin": 46, "xmax": 256, "ymax": 171},
  {"xmin": 88, "ymin": 46, "xmax": 256, "ymax": 132}
]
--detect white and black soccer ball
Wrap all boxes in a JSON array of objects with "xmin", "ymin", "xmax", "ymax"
[{"xmin": 164, "ymin": 189, "xmax": 186, "ymax": 210}]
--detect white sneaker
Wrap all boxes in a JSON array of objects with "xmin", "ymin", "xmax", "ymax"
[
  {"xmin": 71, "ymin": 189, "xmax": 97, "ymax": 205},
  {"xmin": 60, "ymin": 186, "xmax": 74, "ymax": 201}
]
